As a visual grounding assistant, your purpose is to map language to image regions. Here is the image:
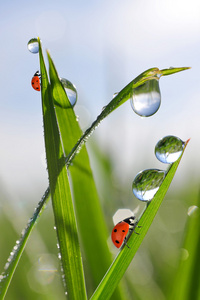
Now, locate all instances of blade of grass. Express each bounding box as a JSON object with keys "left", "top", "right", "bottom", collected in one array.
[
  {"left": 169, "top": 195, "right": 200, "bottom": 300},
  {"left": 65, "top": 67, "right": 190, "bottom": 167},
  {"left": 0, "top": 188, "right": 50, "bottom": 299},
  {"left": 38, "top": 39, "right": 87, "bottom": 300},
  {"left": 90, "top": 140, "right": 190, "bottom": 300},
  {"left": 47, "top": 51, "right": 125, "bottom": 300}
]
